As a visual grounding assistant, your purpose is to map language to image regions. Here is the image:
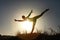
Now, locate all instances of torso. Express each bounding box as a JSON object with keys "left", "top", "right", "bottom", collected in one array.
[{"left": 28, "top": 18, "right": 37, "bottom": 23}]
